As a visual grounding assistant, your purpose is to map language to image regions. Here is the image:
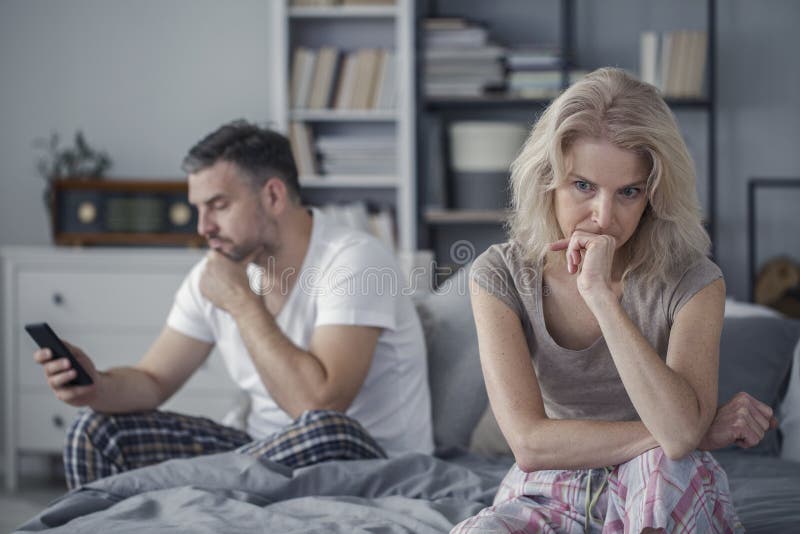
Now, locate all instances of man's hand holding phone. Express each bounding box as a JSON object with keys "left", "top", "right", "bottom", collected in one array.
[{"left": 32, "top": 334, "right": 101, "bottom": 407}]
